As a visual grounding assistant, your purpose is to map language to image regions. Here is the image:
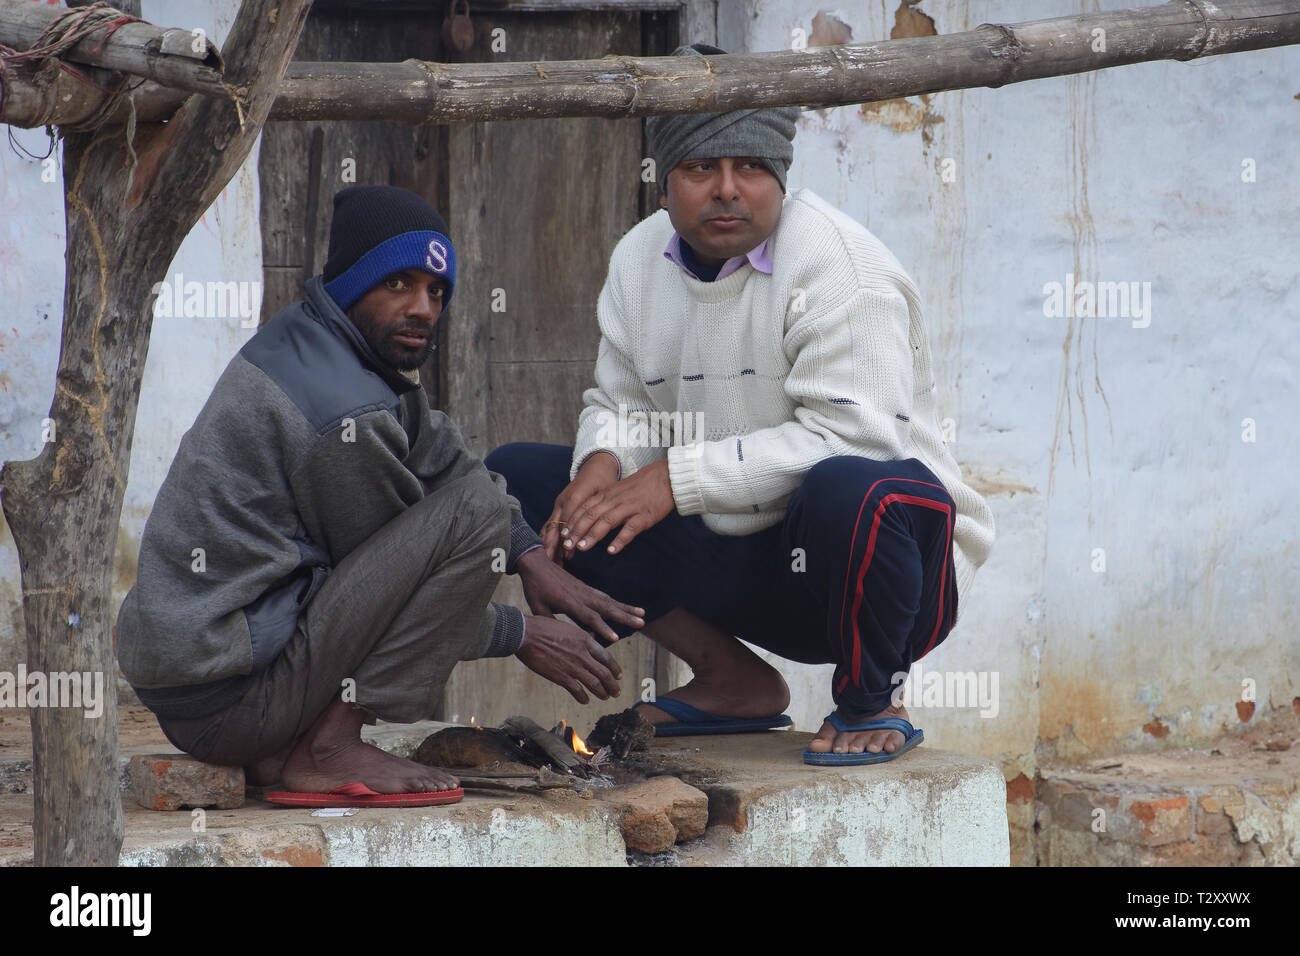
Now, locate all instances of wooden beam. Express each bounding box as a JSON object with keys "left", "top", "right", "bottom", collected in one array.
[
  {"left": 2, "top": 0, "right": 1298, "bottom": 129},
  {"left": 0, "top": 0, "right": 227, "bottom": 96},
  {"left": 266, "top": 0, "right": 1300, "bottom": 121}
]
